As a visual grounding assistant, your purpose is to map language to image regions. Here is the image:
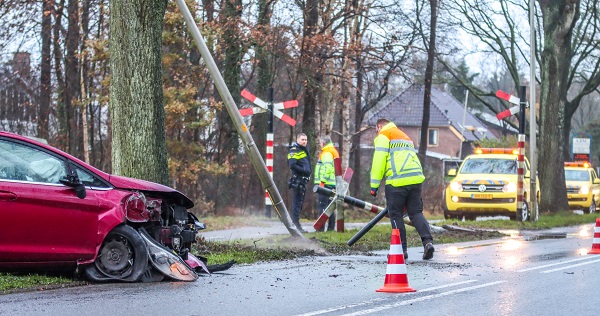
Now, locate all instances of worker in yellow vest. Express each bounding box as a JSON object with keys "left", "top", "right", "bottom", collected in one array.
[
  {"left": 314, "top": 136, "right": 339, "bottom": 232},
  {"left": 370, "top": 118, "right": 434, "bottom": 260}
]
